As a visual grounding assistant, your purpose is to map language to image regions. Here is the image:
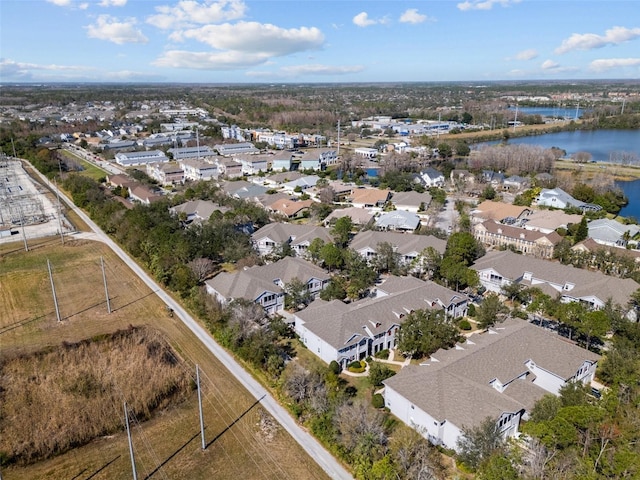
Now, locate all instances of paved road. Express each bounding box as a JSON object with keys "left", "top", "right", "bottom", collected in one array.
[{"left": 31, "top": 164, "right": 353, "bottom": 480}]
